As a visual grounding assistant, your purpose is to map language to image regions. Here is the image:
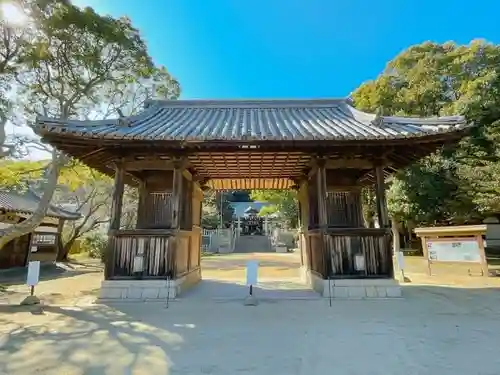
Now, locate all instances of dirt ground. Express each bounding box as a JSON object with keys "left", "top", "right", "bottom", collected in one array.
[
  {"left": 2, "top": 253, "right": 500, "bottom": 374},
  {"left": 1, "top": 252, "right": 500, "bottom": 306}
]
